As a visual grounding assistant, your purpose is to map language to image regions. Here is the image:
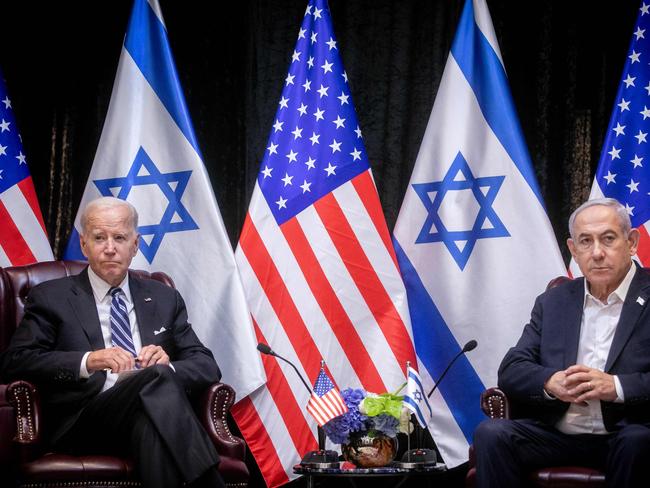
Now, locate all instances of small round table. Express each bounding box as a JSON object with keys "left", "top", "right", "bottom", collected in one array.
[{"left": 293, "top": 462, "right": 448, "bottom": 488}]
